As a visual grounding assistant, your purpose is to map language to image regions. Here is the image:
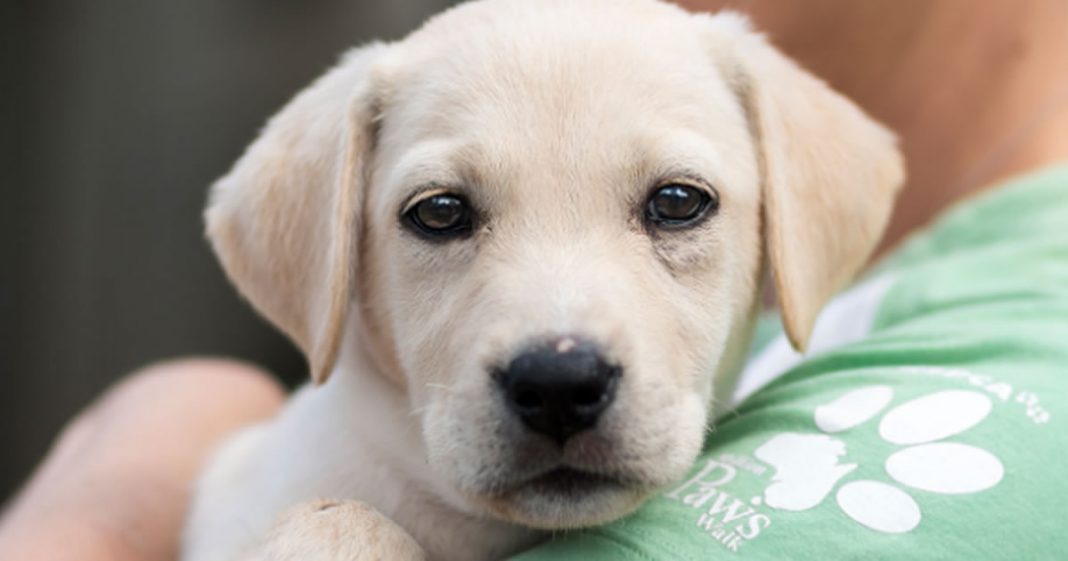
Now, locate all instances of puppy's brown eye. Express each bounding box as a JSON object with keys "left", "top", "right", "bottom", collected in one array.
[
  {"left": 405, "top": 193, "right": 473, "bottom": 238},
  {"left": 645, "top": 183, "right": 717, "bottom": 228}
]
